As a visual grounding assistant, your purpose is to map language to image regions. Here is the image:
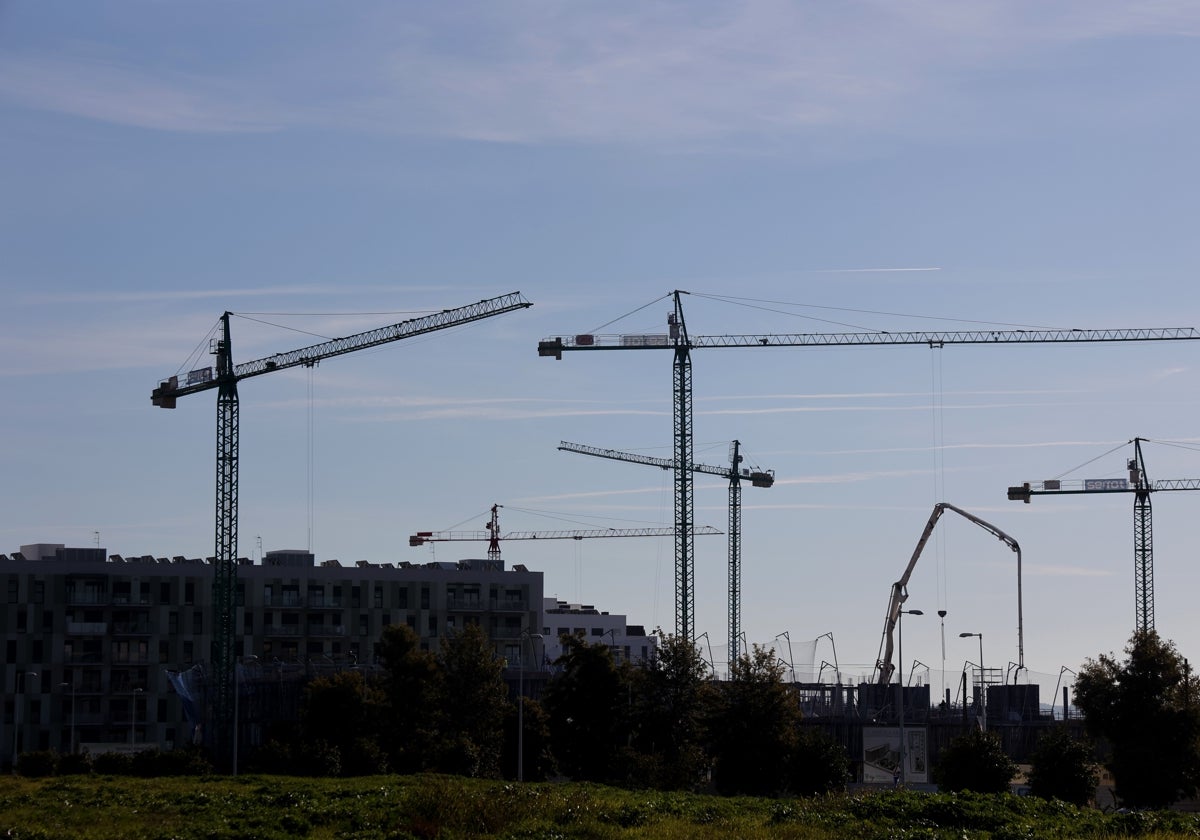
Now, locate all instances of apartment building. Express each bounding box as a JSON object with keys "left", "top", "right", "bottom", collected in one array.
[{"left": 1, "top": 543, "right": 542, "bottom": 765}]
